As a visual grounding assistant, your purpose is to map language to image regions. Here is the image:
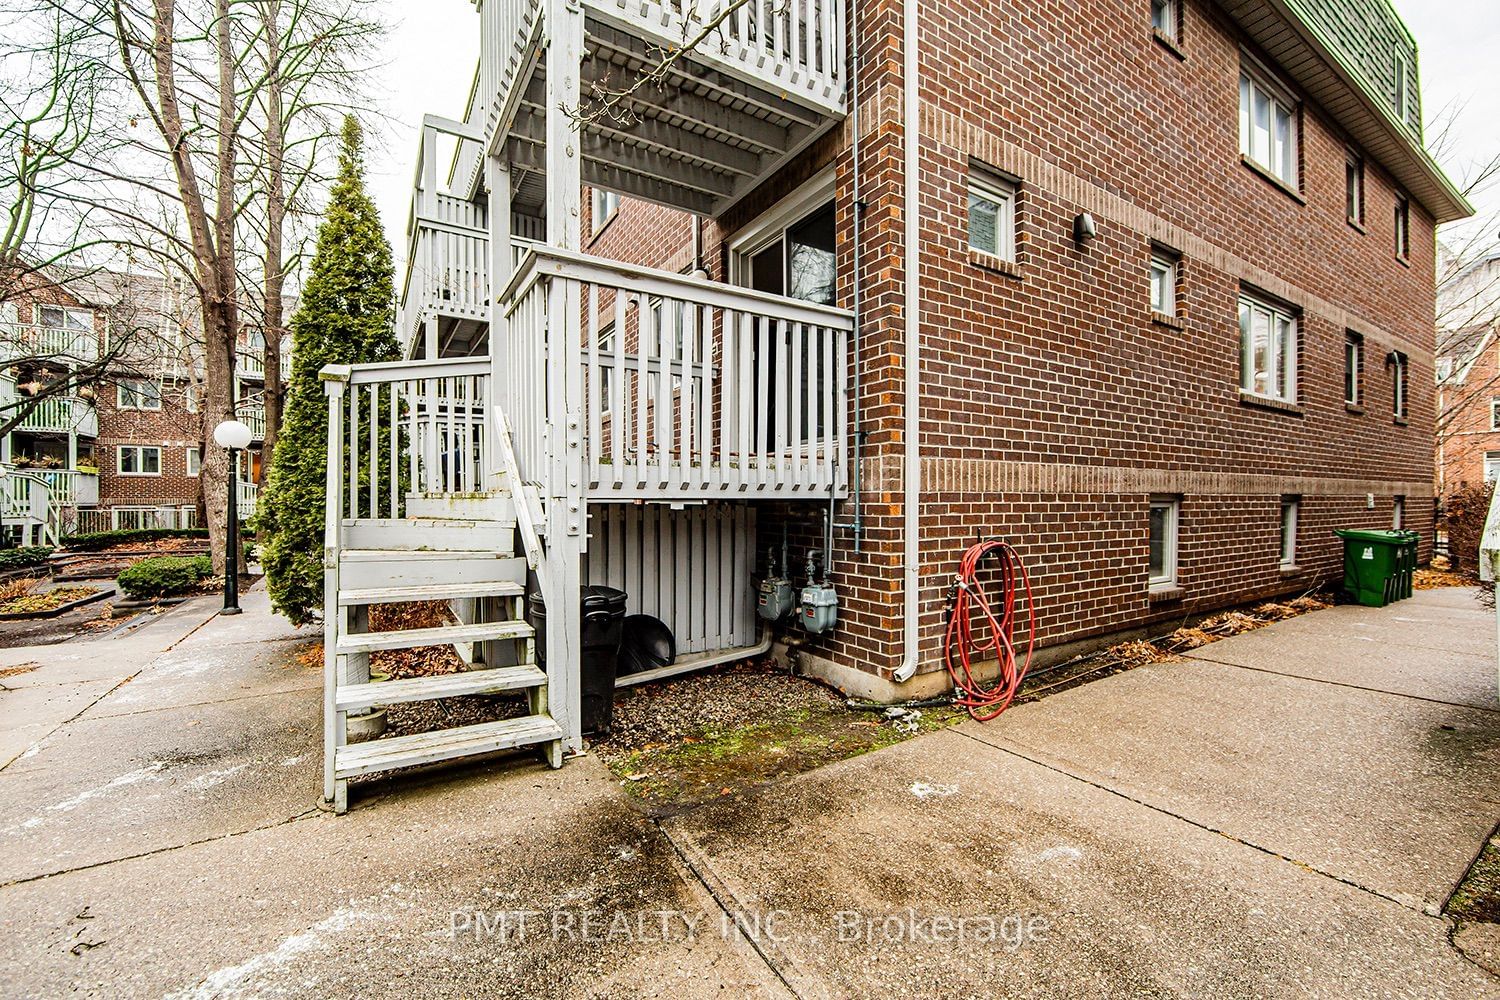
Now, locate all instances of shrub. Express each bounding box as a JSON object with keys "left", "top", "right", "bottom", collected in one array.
[
  {"left": 117, "top": 555, "right": 214, "bottom": 599},
  {"left": 0, "top": 547, "right": 54, "bottom": 571},
  {"left": 1444, "top": 482, "right": 1495, "bottom": 578},
  {"left": 62, "top": 528, "right": 209, "bottom": 552}
]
